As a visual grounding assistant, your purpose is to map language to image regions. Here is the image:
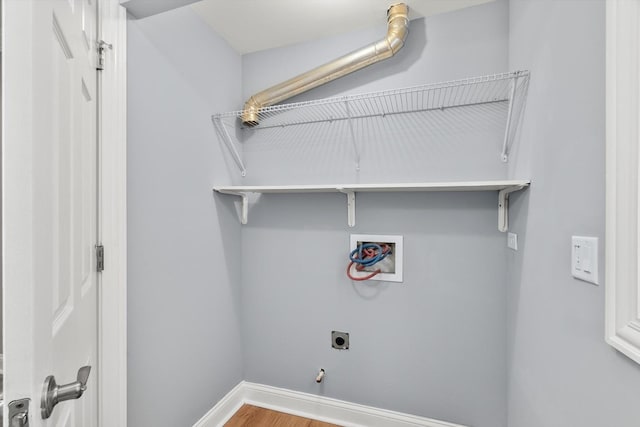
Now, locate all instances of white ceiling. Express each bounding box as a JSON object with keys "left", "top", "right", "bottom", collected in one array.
[
  {"left": 122, "top": 0, "right": 202, "bottom": 19},
  {"left": 191, "top": 0, "right": 494, "bottom": 55}
]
